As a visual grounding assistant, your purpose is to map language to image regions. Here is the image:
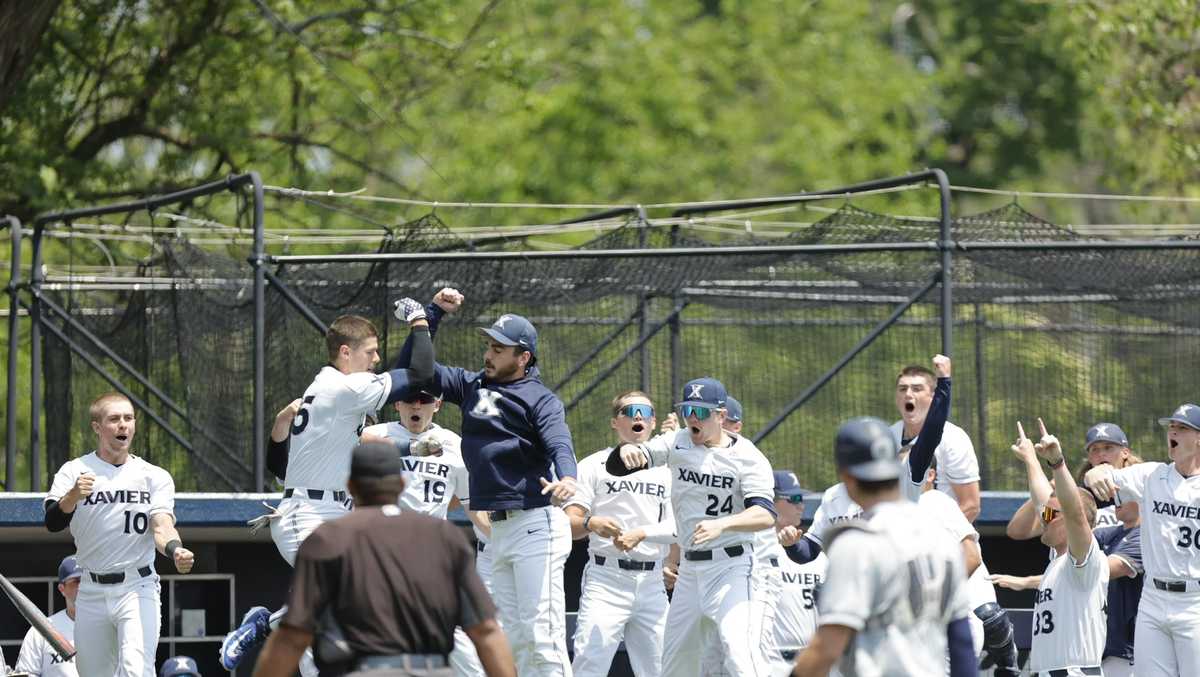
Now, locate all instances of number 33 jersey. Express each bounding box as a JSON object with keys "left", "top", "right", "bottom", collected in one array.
[
  {"left": 637, "top": 430, "right": 774, "bottom": 551},
  {"left": 46, "top": 452, "right": 175, "bottom": 573},
  {"left": 1030, "top": 537, "right": 1109, "bottom": 673},
  {"left": 361, "top": 422, "right": 469, "bottom": 520}
]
